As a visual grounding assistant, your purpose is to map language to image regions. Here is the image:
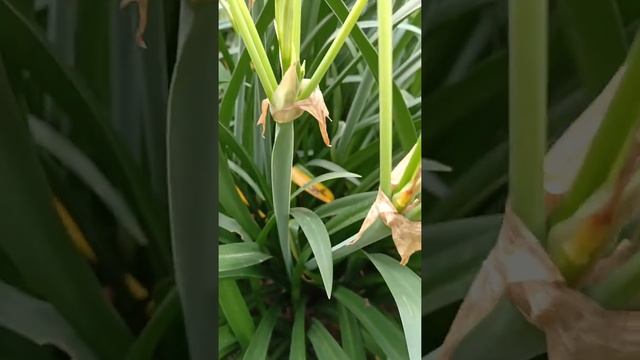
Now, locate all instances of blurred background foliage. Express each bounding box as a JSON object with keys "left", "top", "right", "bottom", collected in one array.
[
  {"left": 424, "top": 0, "right": 640, "bottom": 357},
  {"left": 0, "top": 0, "right": 189, "bottom": 358}
]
